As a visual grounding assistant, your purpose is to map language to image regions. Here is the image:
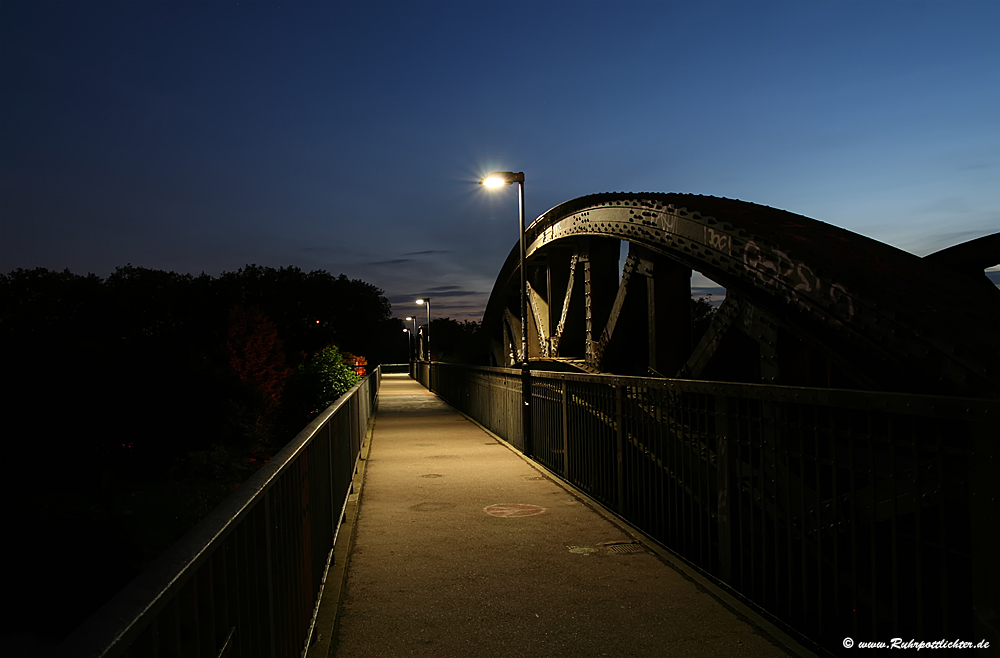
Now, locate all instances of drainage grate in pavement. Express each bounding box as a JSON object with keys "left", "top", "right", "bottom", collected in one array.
[
  {"left": 526, "top": 476, "right": 546, "bottom": 481},
  {"left": 420, "top": 474, "right": 443, "bottom": 478},
  {"left": 605, "top": 542, "right": 646, "bottom": 554}
]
